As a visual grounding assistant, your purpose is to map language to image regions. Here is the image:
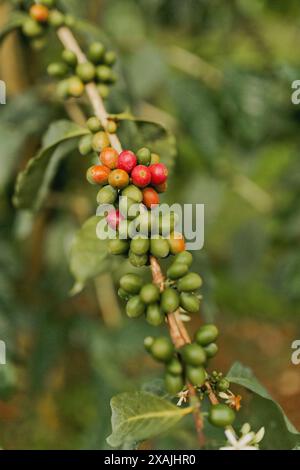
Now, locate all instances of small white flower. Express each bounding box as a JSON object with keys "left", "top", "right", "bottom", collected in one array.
[
  {"left": 220, "top": 428, "right": 260, "bottom": 451},
  {"left": 176, "top": 389, "right": 189, "bottom": 406}
]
